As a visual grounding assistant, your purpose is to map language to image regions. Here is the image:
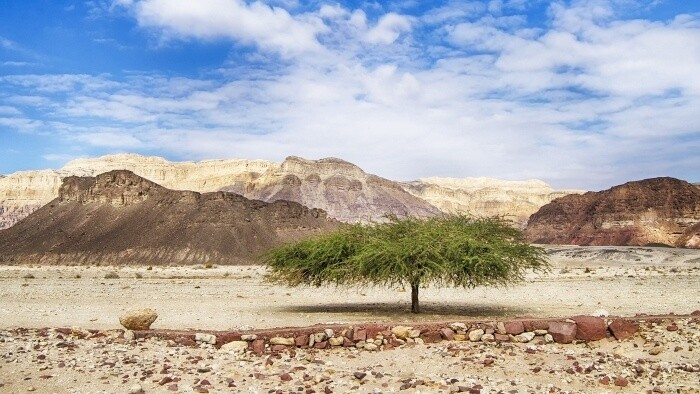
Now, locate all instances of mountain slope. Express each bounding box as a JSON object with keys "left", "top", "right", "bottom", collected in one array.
[
  {"left": 0, "top": 171, "right": 337, "bottom": 265},
  {"left": 402, "top": 177, "right": 583, "bottom": 227},
  {"left": 524, "top": 177, "right": 700, "bottom": 248}
]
